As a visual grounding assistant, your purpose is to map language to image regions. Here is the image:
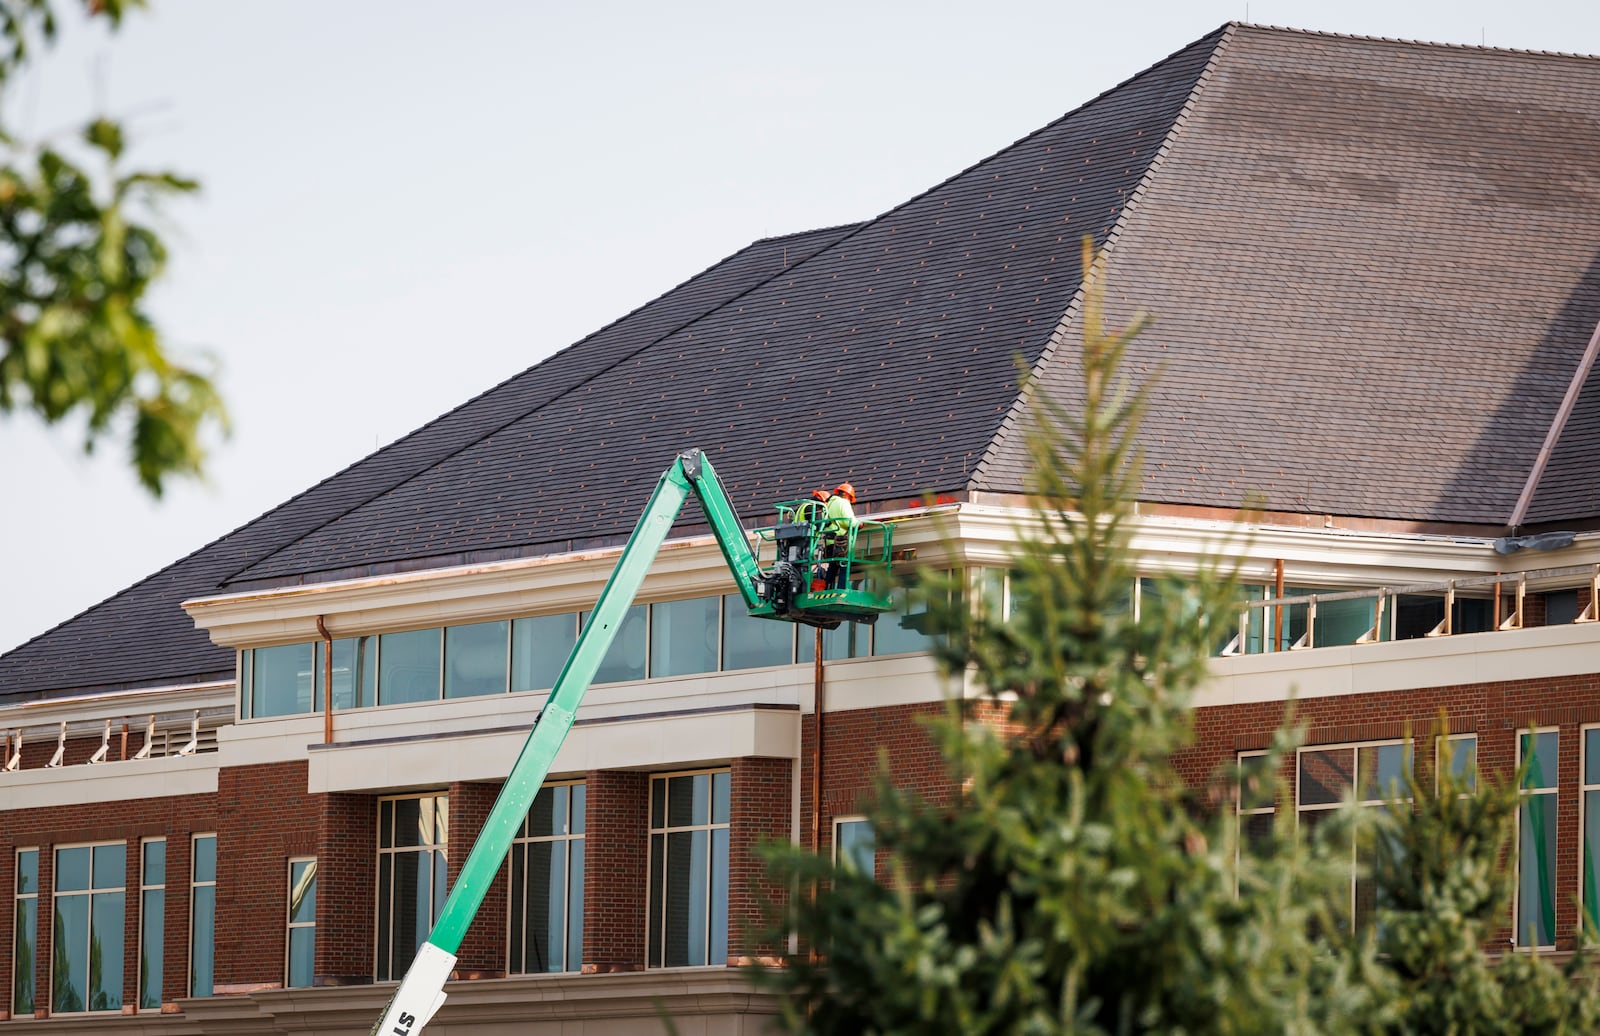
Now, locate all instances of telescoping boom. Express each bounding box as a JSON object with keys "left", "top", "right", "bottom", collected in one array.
[{"left": 371, "top": 449, "right": 892, "bottom": 1036}]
